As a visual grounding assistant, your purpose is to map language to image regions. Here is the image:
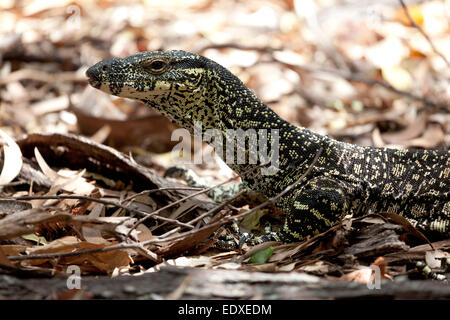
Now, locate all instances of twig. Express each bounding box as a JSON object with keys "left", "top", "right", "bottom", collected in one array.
[
  {"left": 119, "top": 187, "right": 202, "bottom": 204},
  {"left": 187, "top": 189, "right": 247, "bottom": 226},
  {"left": 399, "top": 0, "right": 450, "bottom": 67},
  {"left": 126, "top": 163, "right": 269, "bottom": 236},
  {"left": 140, "top": 147, "right": 322, "bottom": 246},
  {"left": 149, "top": 203, "right": 200, "bottom": 233}
]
